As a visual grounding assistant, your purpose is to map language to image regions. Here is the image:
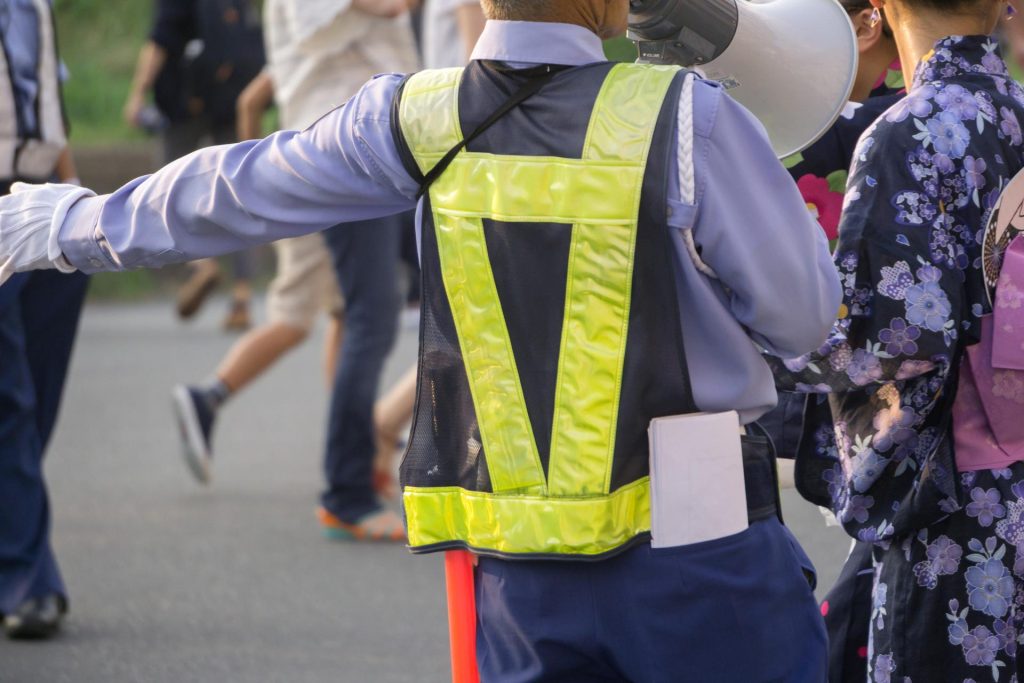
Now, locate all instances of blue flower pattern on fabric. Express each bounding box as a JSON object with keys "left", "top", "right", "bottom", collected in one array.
[
  {"left": 769, "top": 37, "right": 1024, "bottom": 680},
  {"left": 771, "top": 37, "right": 1024, "bottom": 540}
]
